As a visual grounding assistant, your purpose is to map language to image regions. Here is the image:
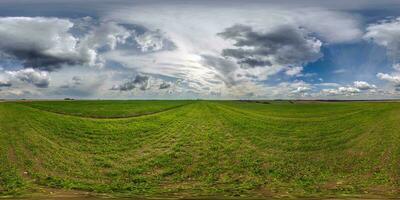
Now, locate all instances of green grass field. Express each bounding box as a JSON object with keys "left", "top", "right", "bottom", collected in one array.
[{"left": 1, "top": 100, "right": 400, "bottom": 199}]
